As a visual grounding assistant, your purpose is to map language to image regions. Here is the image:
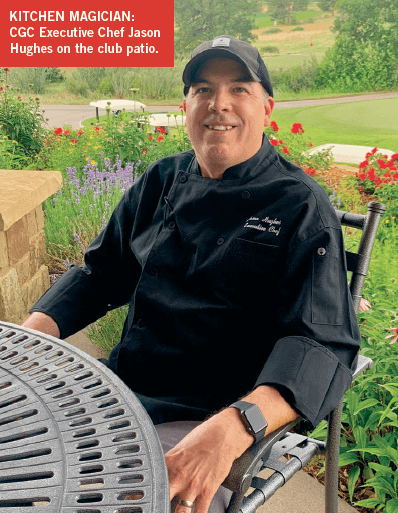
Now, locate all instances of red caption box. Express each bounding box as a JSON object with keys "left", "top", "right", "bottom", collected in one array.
[{"left": 1, "top": 0, "right": 174, "bottom": 66}]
